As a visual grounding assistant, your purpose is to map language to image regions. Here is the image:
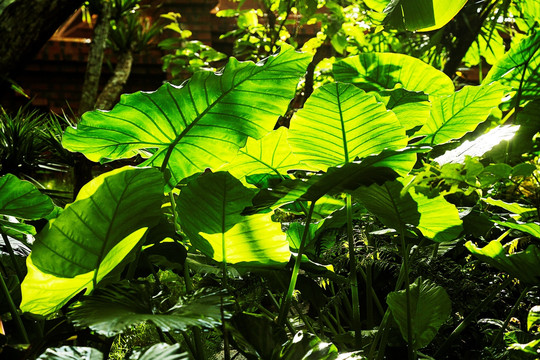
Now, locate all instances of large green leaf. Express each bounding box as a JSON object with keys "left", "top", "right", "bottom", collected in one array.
[
  {"left": 21, "top": 167, "right": 163, "bottom": 315},
  {"left": 177, "top": 171, "right": 291, "bottom": 265},
  {"left": 63, "top": 45, "right": 312, "bottom": 187},
  {"left": 333, "top": 53, "right": 454, "bottom": 96},
  {"left": 68, "top": 282, "right": 226, "bottom": 337},
  {"left": 246, "top": 148, "right": 424, "bottom": 213},
  {"left": 483, "top": 197, "right": 537, "bottom": 220},
  {"left": 355, "top": 179, "right": 463, "bottom": 242},
  {"left": 417, "top": 83, "right": 505, "bottom": 146},
  {"left": 384, "top": 0, "right": 467, "bottom": 32},
  {"left": 483, "top": 31, "right": 540, "bottom": 105},
  {"left": 387, "top": 277, "right": 451, "bottom": 349},
  {"left": 288, "top": 82, "right": 407, "bottom": 170},
  {"left": 0, "top": 173, "right": 53, "bottom": 219},
  {"left": 465, "top": 240, "right": 540, "bottom": 285},
  {"left": 219, "top": 126, "right": 309, "bottom": 181}
]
